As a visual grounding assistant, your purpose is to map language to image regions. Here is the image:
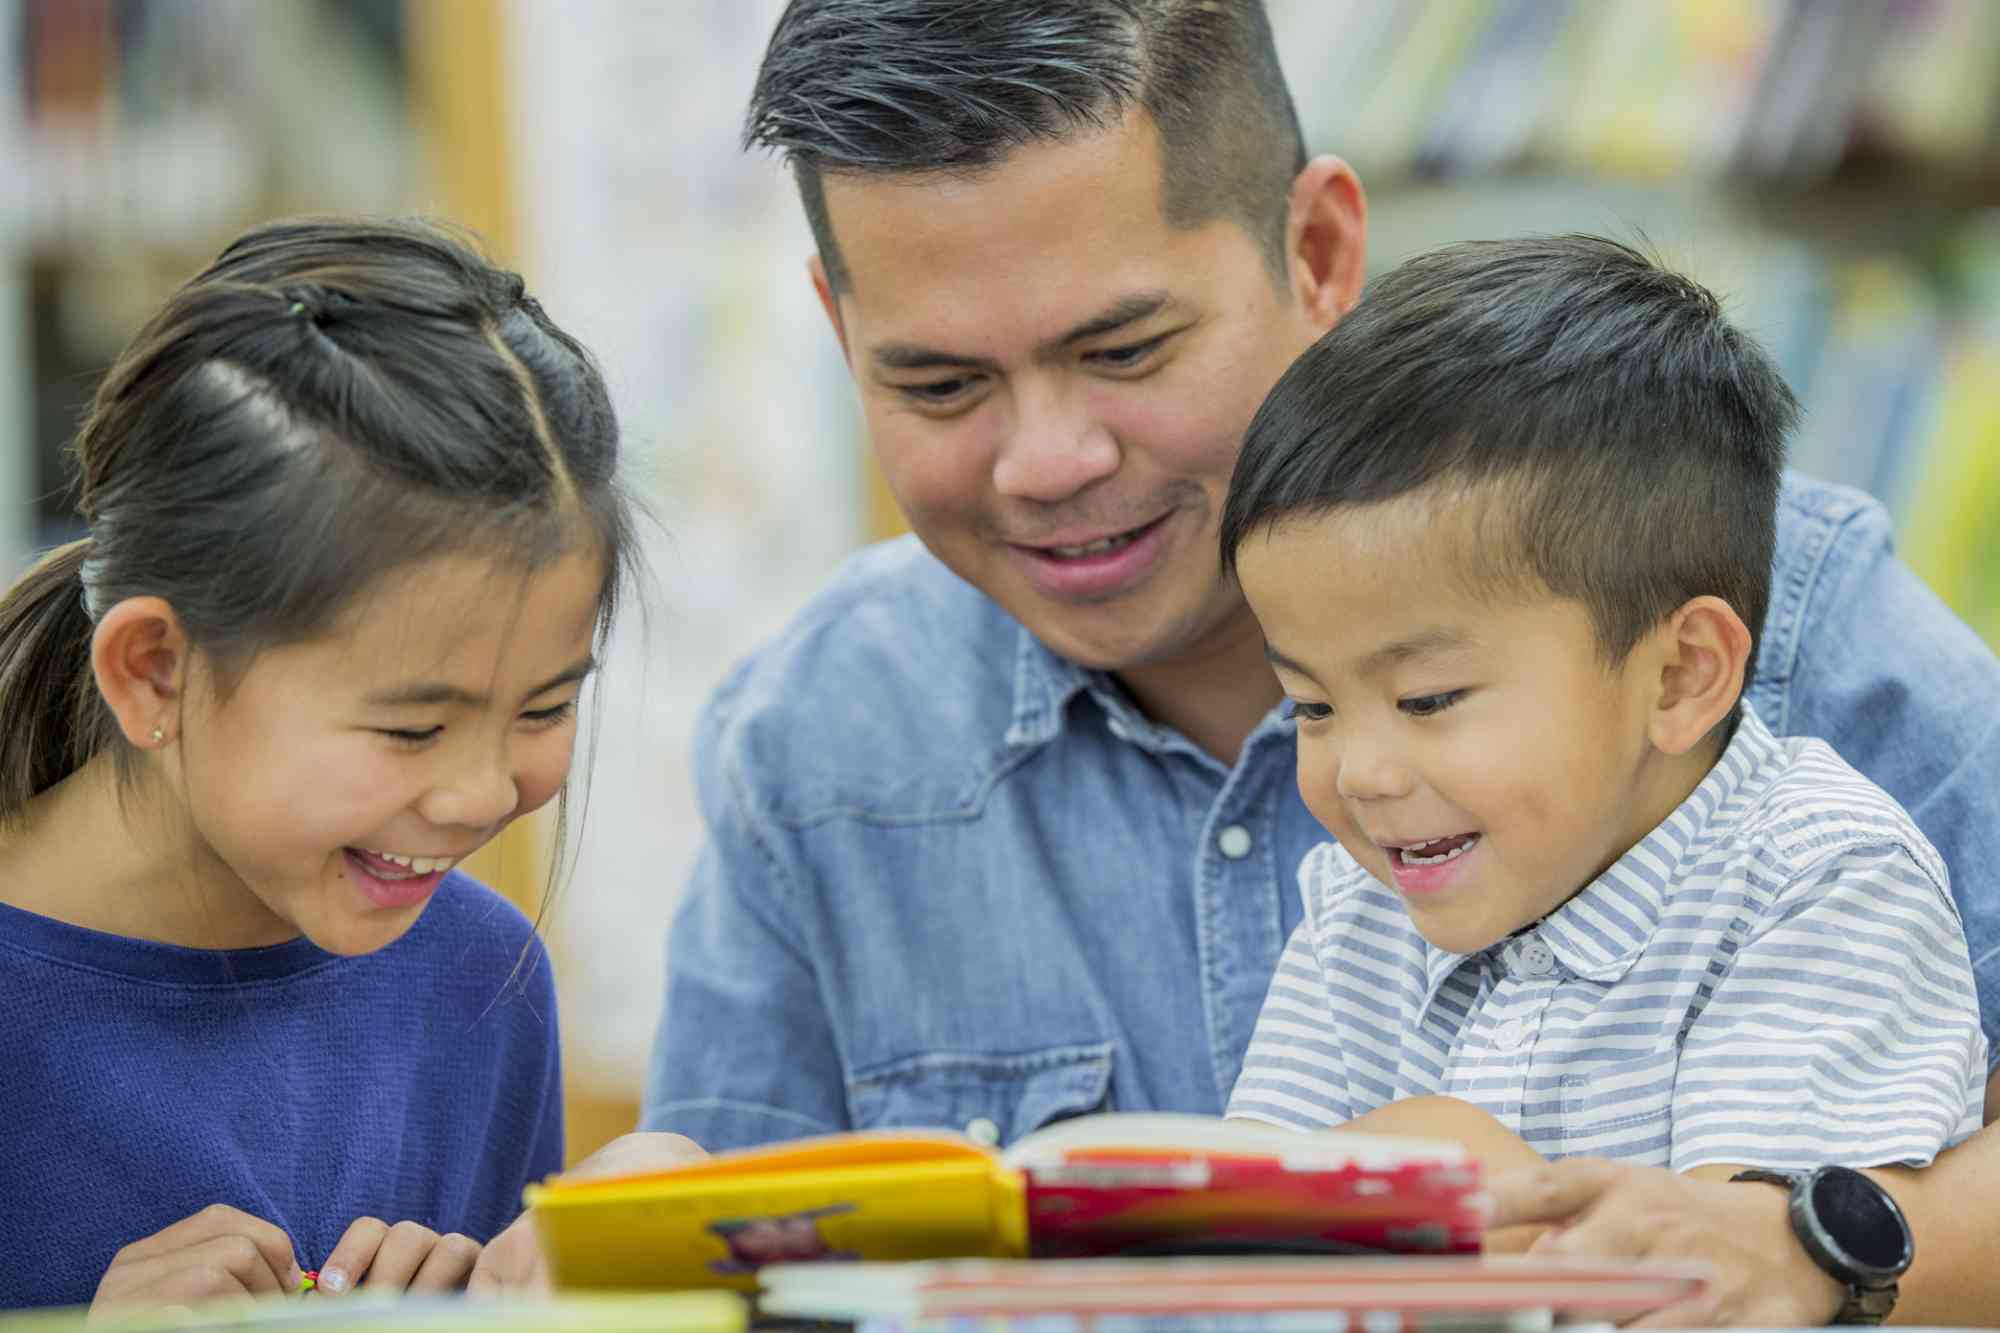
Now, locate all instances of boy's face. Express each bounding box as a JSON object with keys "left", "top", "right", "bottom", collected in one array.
[
  {"left": 811, "top": 111, "right": 1352, "bottom": 675},
  {"left": 1236, "top": 494, "right": 1681, "bottom": 955}
]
